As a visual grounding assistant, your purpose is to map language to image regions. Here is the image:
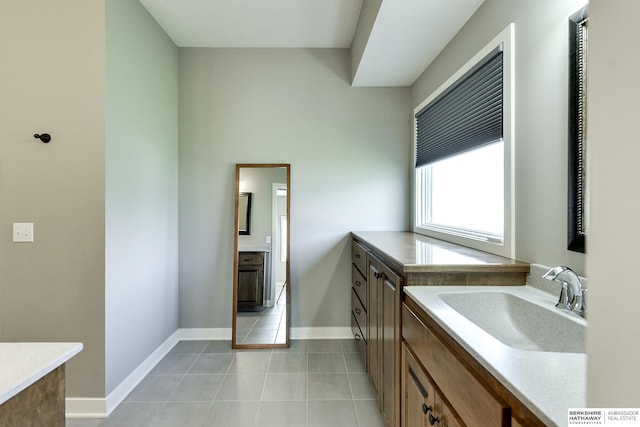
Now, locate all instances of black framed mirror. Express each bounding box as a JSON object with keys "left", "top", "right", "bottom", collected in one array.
[
  {"left": 568, "top": 5, "right": 588, "bottom": 253},
  {"left": 232, "top": 164, "right": 290, "bottom": 349},
  {"left": 238, "top": 192, "right": 252, "bottom": 235}
]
